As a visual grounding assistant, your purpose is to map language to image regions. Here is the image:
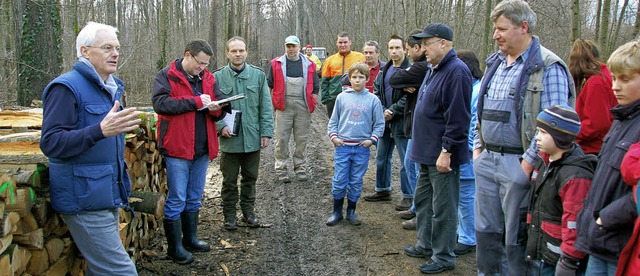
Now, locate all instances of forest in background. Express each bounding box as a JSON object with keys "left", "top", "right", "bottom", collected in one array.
[{"left": 0, "top": 0, "right": 638, "bottom": 106}]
